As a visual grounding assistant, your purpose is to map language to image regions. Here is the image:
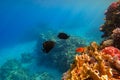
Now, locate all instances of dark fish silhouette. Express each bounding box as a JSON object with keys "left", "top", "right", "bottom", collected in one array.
[
  {"left": 57, "top": 32, "right": 69, "bottom": 39},
  {"left": 42, "top": 41, "right": 55, "bottom": 53}
]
